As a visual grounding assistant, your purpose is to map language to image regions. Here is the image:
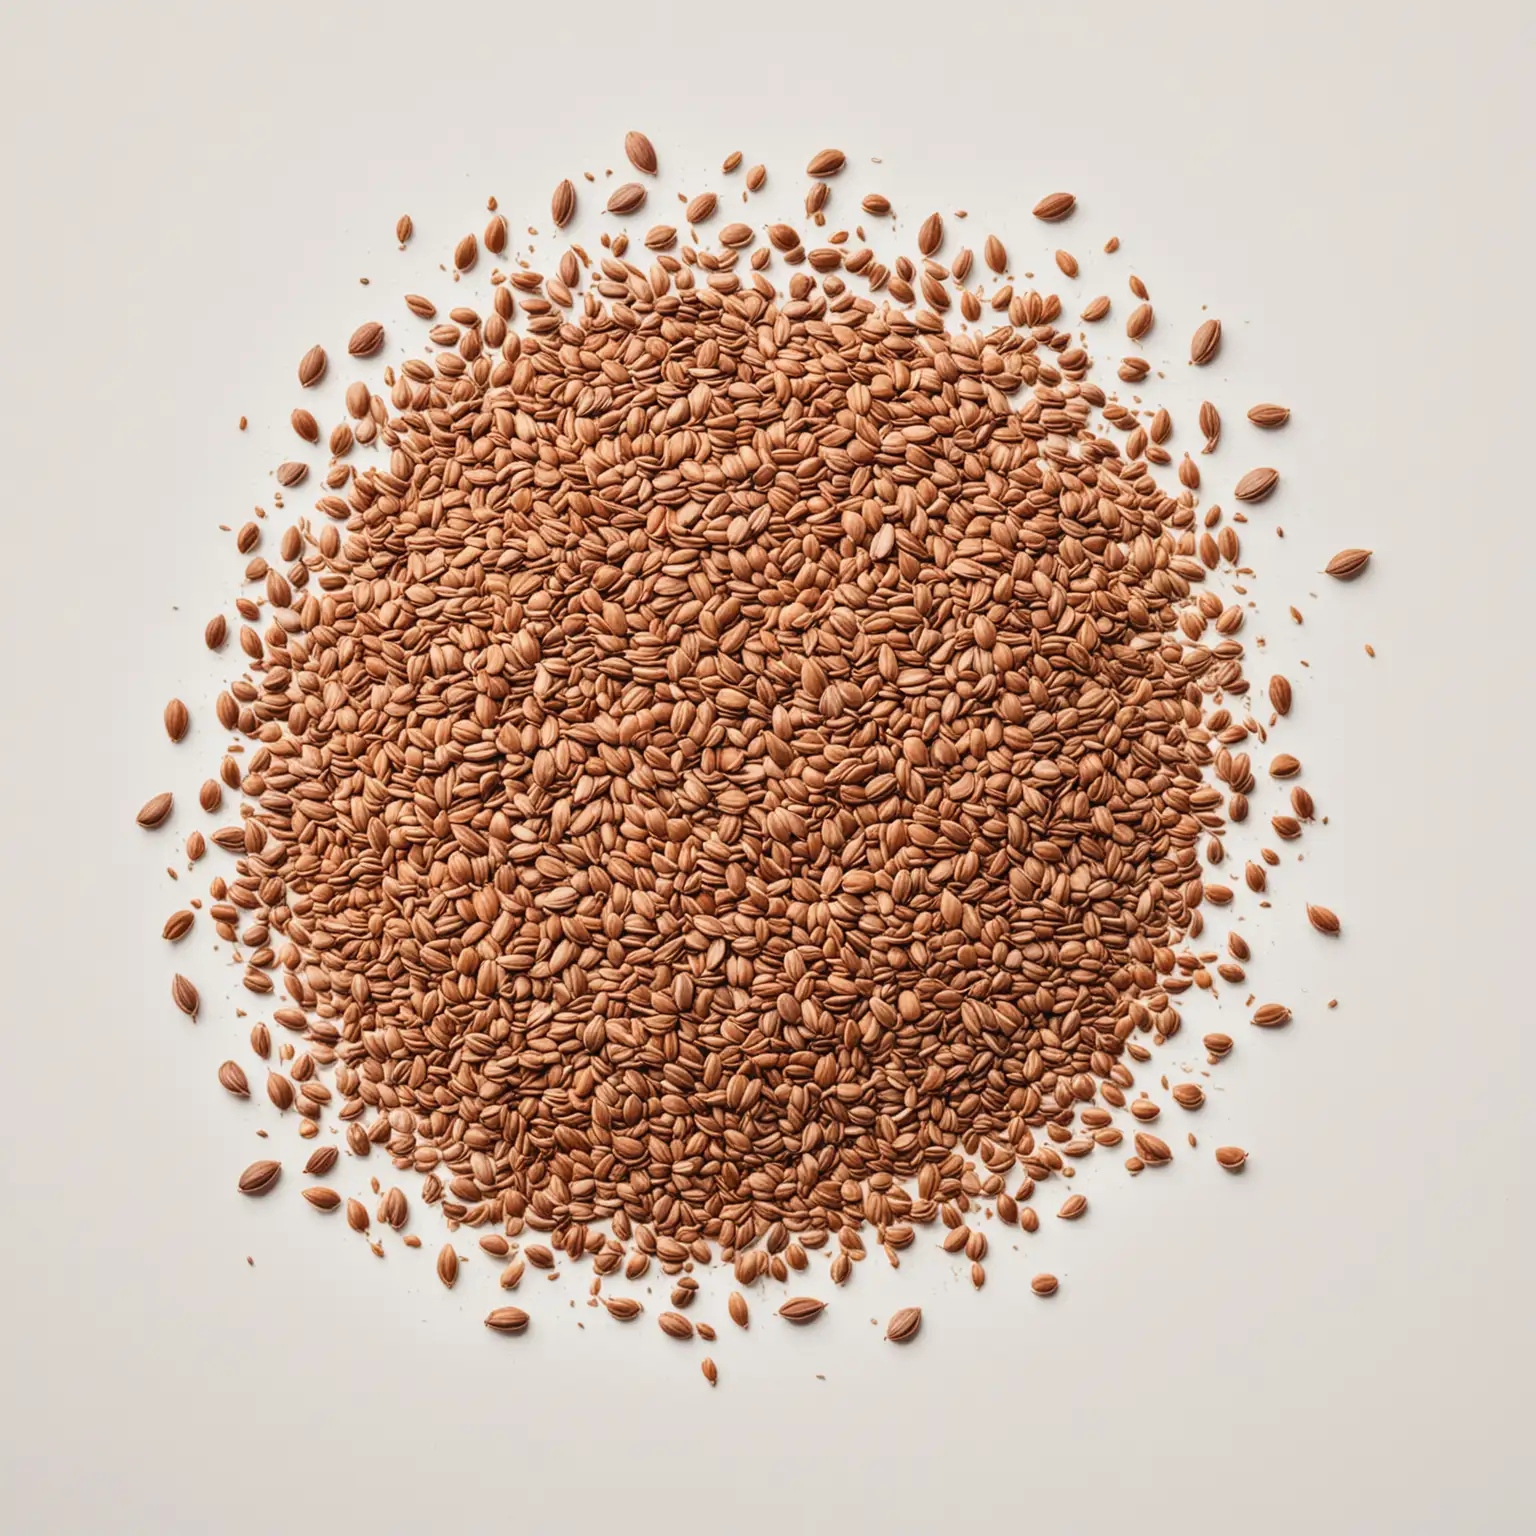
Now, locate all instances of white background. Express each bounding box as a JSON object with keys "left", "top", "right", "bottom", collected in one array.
[{"left": 2, "top": 2, "right": 1532, "bottom": 1531}]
